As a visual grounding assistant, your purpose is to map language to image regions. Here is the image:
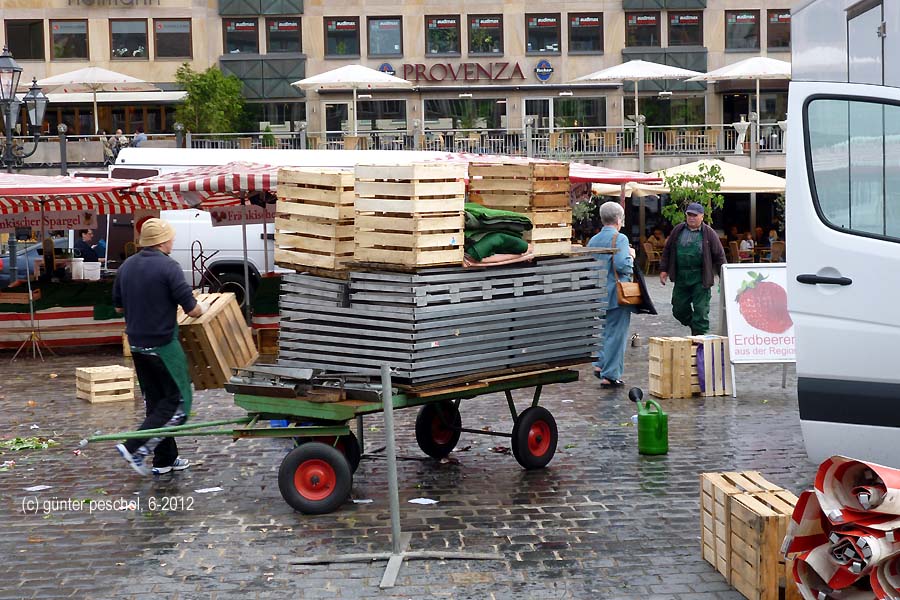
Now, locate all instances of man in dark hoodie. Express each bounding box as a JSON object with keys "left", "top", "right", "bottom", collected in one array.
[{"left": 658, "top": 203, "right": 726, "bottom": 335}]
